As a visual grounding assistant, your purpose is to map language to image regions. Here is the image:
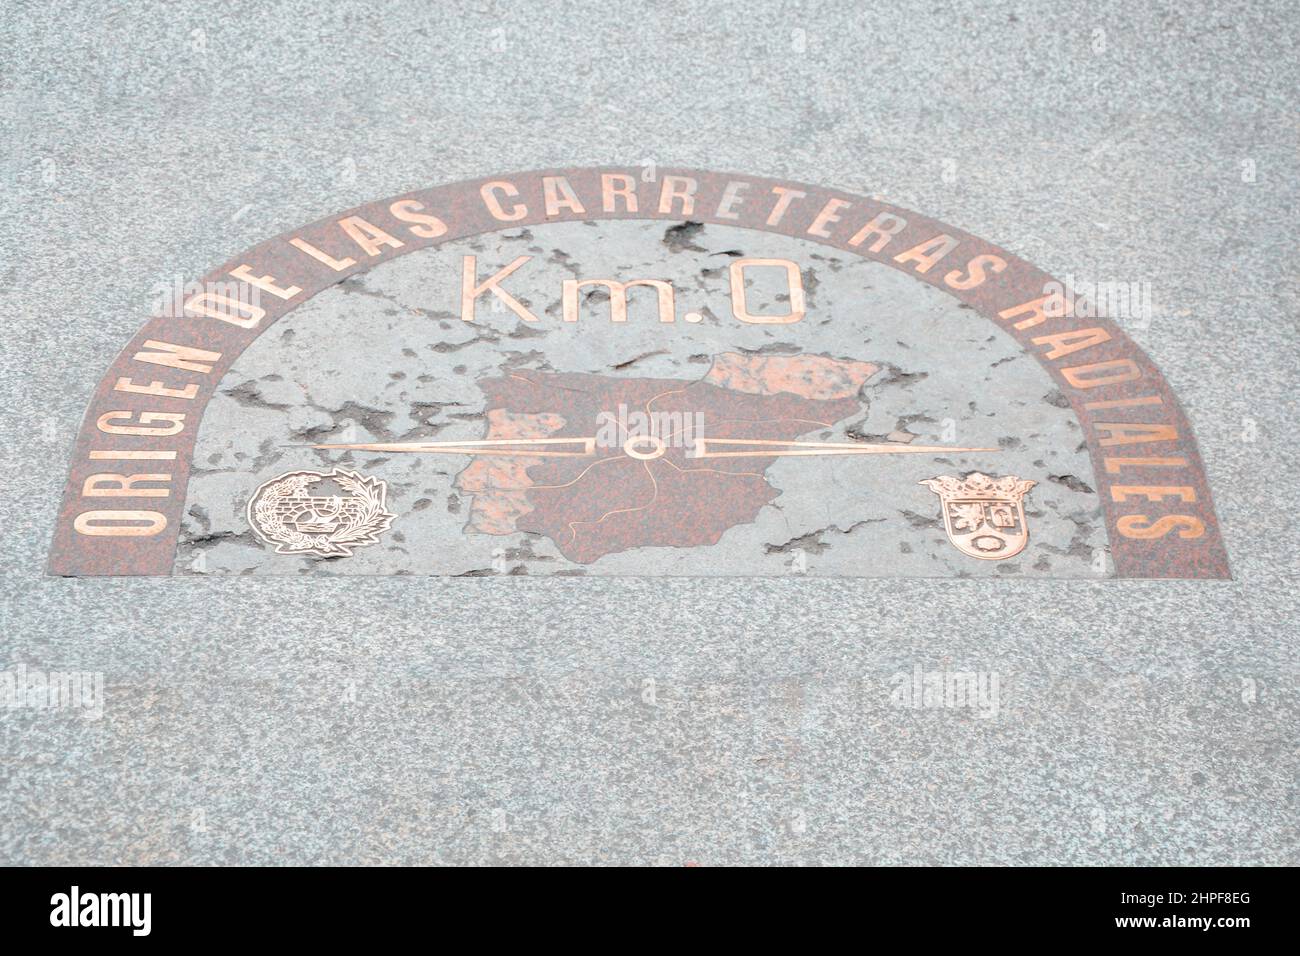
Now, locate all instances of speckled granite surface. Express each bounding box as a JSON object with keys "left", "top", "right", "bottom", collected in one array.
[{"left": 1, "top": 0, "right": 1296, "bottom": 864}]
